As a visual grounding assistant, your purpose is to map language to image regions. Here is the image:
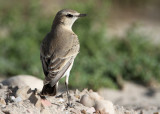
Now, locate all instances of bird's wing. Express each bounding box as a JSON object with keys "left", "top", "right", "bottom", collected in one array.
[
  {"left": 40, "top": 55, "right": 49, "bottom": 76},
  {"left": 40, "top": 35, "right": 80, "bottom": 86},
  {"left": 50, "top": 57, "right": 74, "bottom": 87}
]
